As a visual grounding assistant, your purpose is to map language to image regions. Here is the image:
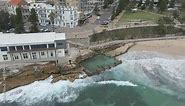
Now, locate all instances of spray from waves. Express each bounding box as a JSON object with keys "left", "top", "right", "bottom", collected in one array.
[
  {"left": 0, "top": 74, "right": 136, "bottom": 106},
  {"left": 97, "top": 80, "right": 137, "bottom": 87},
  {"left": 114, "top": 51, "right": 185, "bottom": 98},
  {"left": 1, "top": 51, "right": 185, "bottom": 105}
]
